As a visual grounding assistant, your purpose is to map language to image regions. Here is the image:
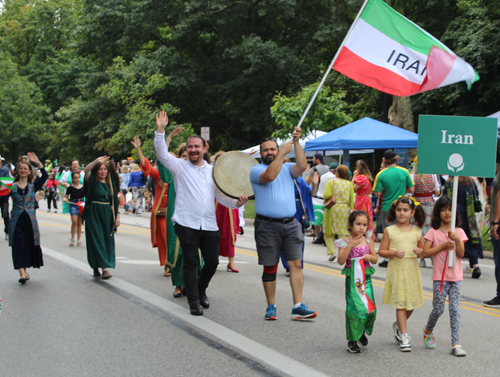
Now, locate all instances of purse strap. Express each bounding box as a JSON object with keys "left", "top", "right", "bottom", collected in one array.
[{"left": 293, "top": 179, "right": 307, "bottom": 216}]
